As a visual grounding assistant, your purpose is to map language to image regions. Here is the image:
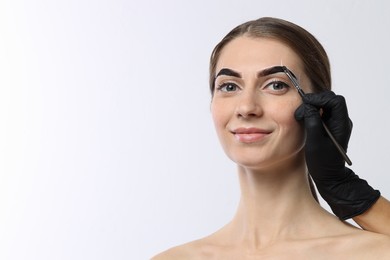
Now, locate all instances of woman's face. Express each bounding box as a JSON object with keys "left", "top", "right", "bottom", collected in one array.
[{"left": 211, "top": 36, "right": 312, "bottom": 169}]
